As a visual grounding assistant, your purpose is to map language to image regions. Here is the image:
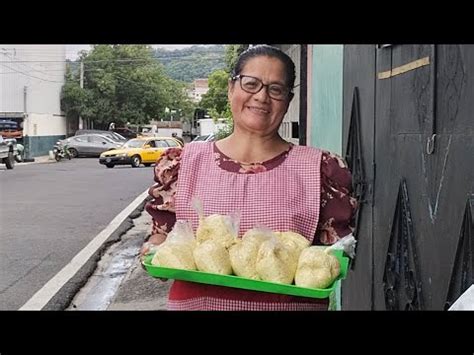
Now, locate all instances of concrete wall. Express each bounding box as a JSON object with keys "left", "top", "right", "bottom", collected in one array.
[
  {"left": 24, "top": 134, "right": 65, "bottom": 158},
  {"left": 0, "top": 45, "right": 67, "bottom": 158},
  {"left": 22, "top": 113, "right": 66, "bottom": 157},
  {"left": 24, "top": 113, "right": 67, "bottom": 136},
  {"left": 0, "top": 45, "right": 66, "bottom": 114}
]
